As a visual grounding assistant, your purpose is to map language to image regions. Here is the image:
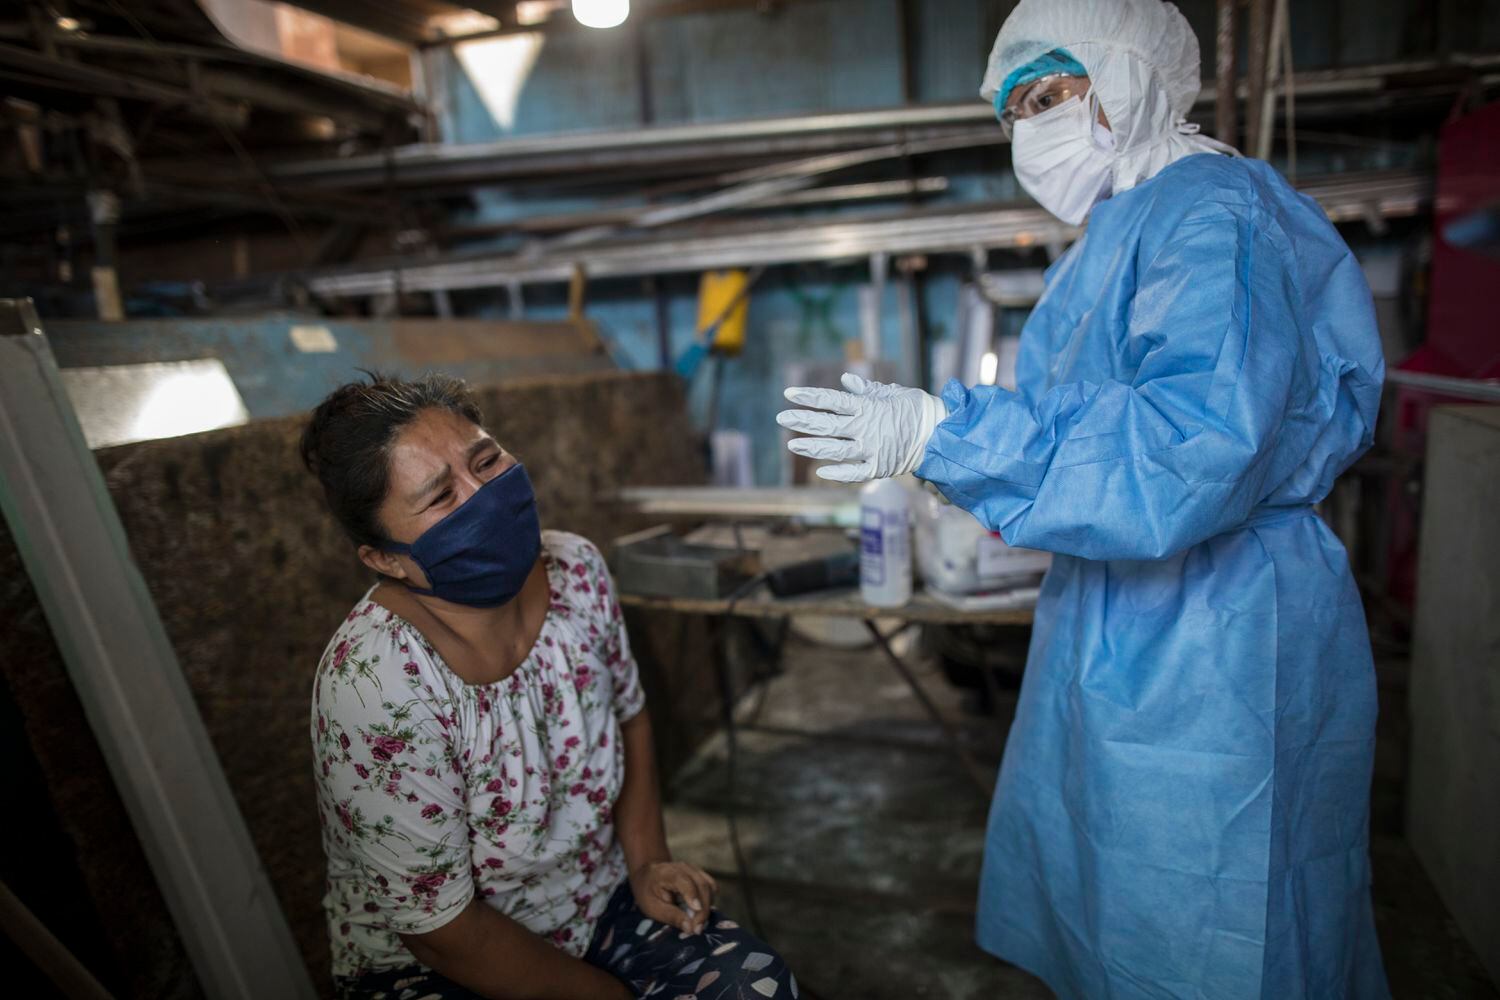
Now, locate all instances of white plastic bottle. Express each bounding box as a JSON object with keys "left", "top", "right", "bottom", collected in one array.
[{"left": 860, "top": 478, "right": 912, "bottom": 607}]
